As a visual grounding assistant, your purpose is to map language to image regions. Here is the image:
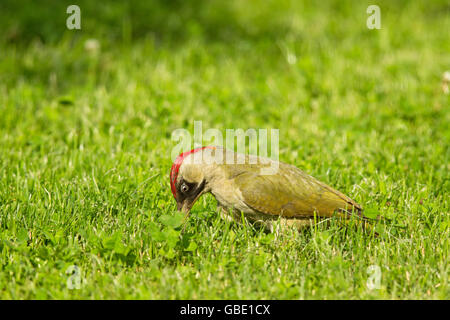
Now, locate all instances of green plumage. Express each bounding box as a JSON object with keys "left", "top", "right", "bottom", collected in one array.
[
  {"left": 220, "top": 155, "right": 362, "bottom": 219},
  {"left": 174, "top": 146, "right": 374, "bottom": 233}
]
